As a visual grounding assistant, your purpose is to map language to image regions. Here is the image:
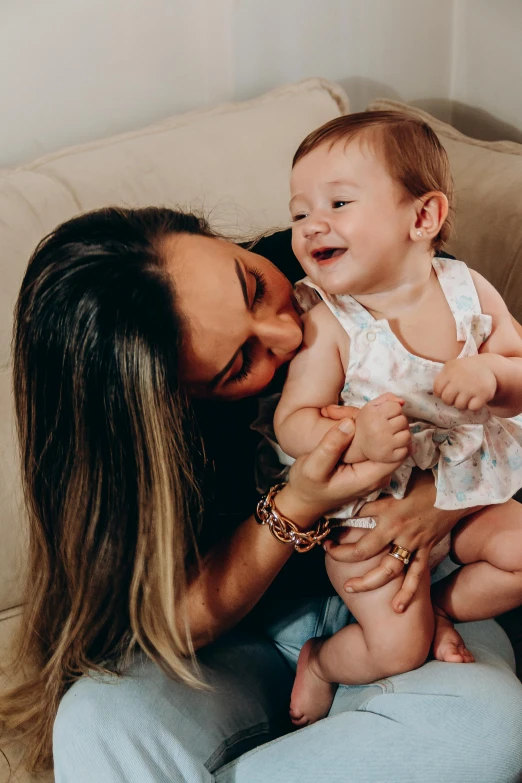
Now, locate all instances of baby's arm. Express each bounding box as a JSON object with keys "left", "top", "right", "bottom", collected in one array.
[
  {"left": 274, "top": 303, "right": 352, "bottom": 458},
  {"left": 275, "top": 303, "right": 410, "bottom": 465},
  {"left": 434, "top": 270, "right": 522, "bottom": 417}
]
